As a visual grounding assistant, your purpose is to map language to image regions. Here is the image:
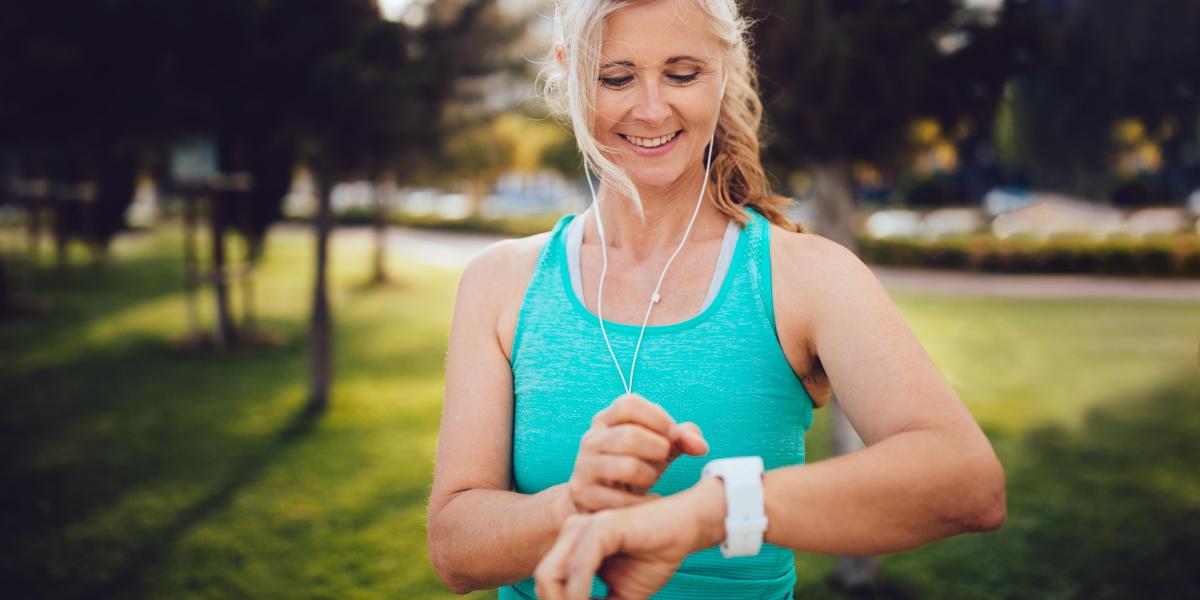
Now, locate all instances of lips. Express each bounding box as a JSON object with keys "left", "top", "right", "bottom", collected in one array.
[
  {"left": 617, "top": 129, "right": 684, "bottom": 156},
  {"left": 619, "top": 130, "right": 681, "bottom": 148}
]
